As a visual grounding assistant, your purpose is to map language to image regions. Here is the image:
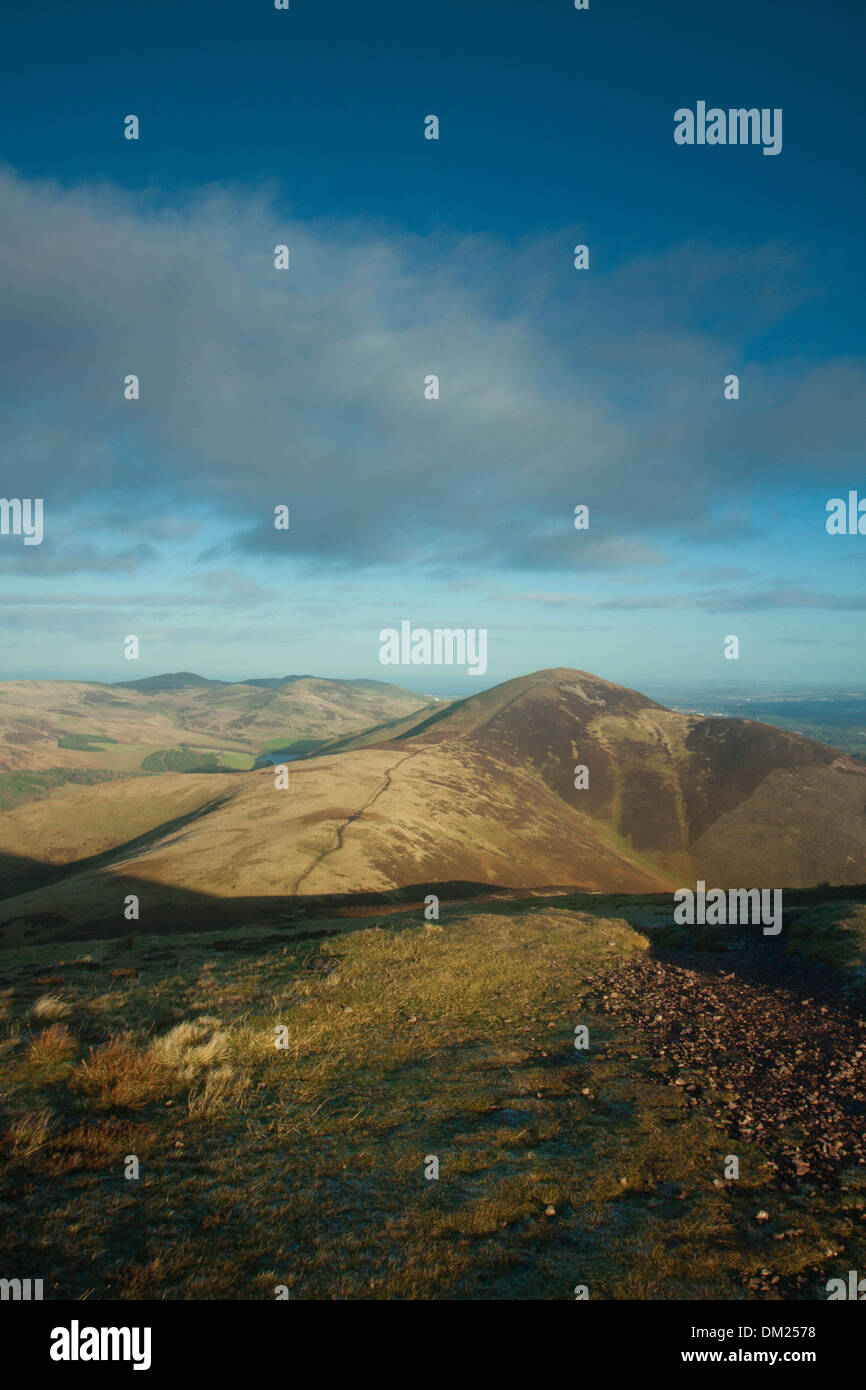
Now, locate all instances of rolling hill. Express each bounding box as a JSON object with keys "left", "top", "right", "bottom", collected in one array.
[
  {"left": 1, "top": 667, "right": 864, "bottom": 941},
  {"left": 0, "top": 673, "right": 437, "bottom": 777}
]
